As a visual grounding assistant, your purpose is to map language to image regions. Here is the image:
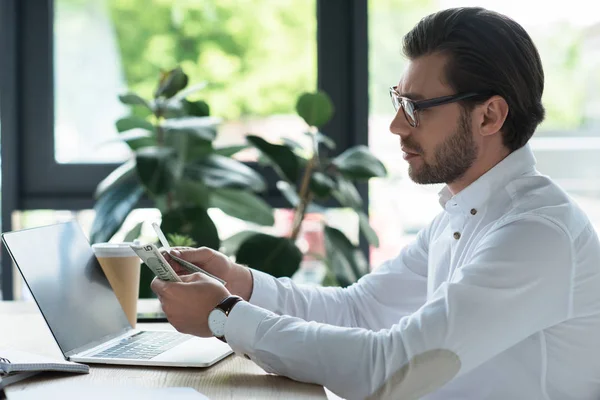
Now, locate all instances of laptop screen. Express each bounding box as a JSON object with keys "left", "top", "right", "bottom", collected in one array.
[{"left": 2, "top": 221, "right": 131, "bottom": 355}]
